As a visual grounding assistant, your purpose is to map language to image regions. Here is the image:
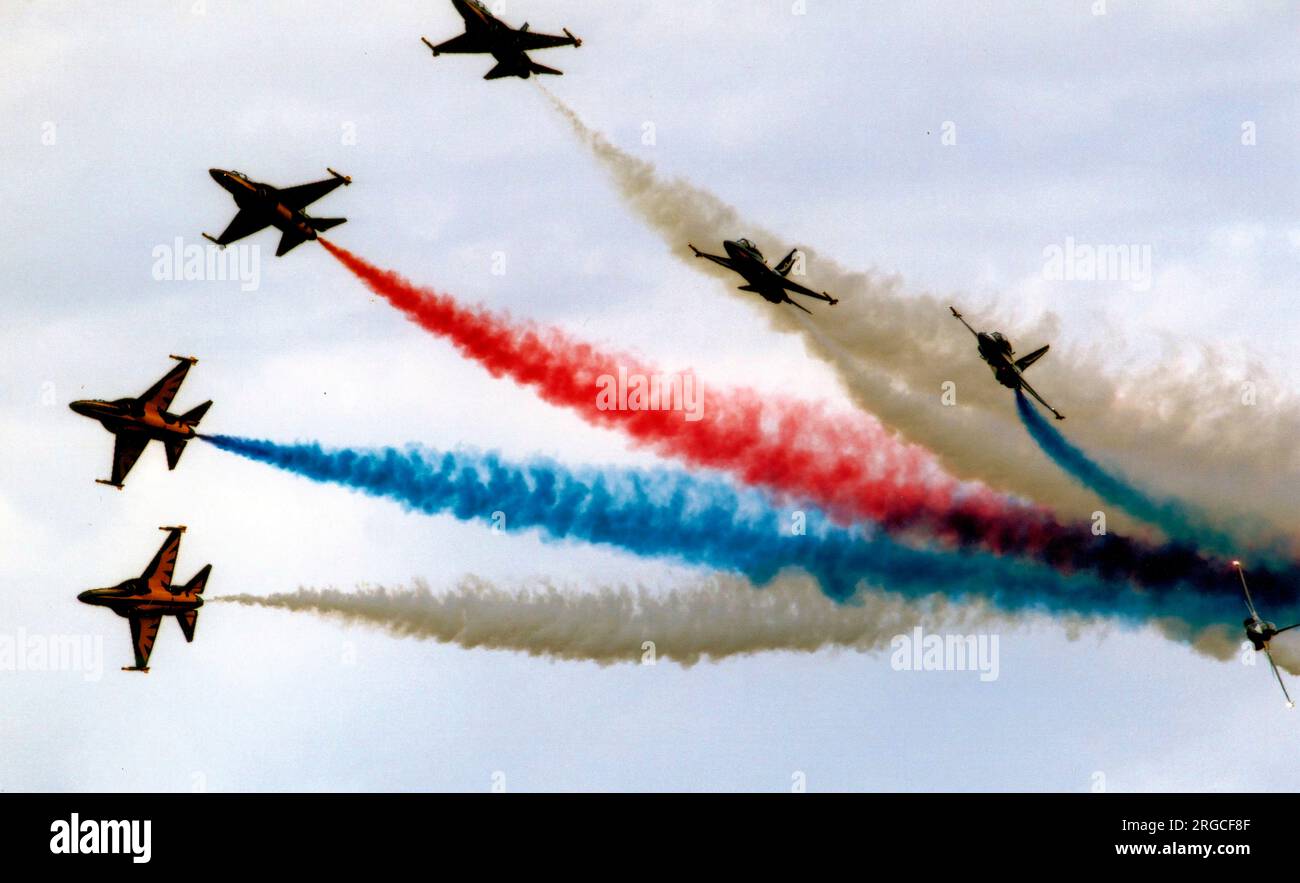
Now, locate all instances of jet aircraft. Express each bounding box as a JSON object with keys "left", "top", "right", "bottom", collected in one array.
[
  {"left": 78, "top": 526, "right": 210, "bottom": 672},
  {"left": 204, "top": 167, "right": 351, "bottom": 256},
  {"left": 949, "top": 306, "right": 1064, "bottom": 420},
  {"left": 421, "top": 0, "right": 581, "bottom": 80},
  {"left": 688, "top": 238, "right": 838, "bottom": 314},
  {"left": 1235, "top": 560, "right": 1298, "bottom": 708},
  {"left": 70, "top": 355, "right": 211, "bottom": 488}
]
